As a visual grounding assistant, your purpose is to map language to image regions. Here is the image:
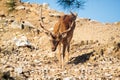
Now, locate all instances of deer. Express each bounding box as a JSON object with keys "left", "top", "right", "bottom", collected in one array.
[{"left": 40, "top": 12, "right": 77, "bottom": 68}]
